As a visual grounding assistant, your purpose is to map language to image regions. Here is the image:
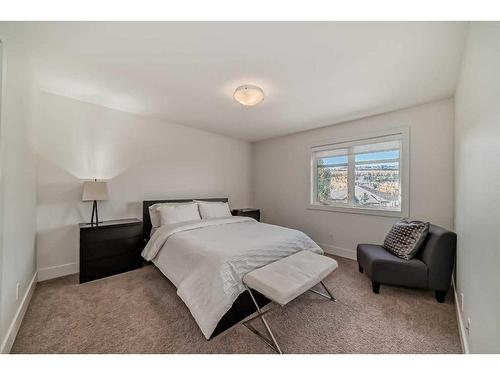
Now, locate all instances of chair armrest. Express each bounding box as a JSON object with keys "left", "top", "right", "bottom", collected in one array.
[{"left": 420, "top": 228, "right": 457, "bottom": 291}]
